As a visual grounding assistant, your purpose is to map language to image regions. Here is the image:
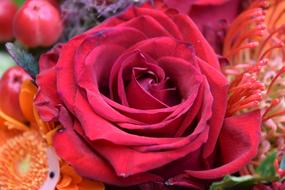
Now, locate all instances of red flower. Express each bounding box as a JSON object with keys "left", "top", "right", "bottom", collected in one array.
[
  {"left": 35, "top": 2, "right": 260, "bottom": 189},
  {"left": 164, "top": 0, "right": 242, "bottom": 53}
]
